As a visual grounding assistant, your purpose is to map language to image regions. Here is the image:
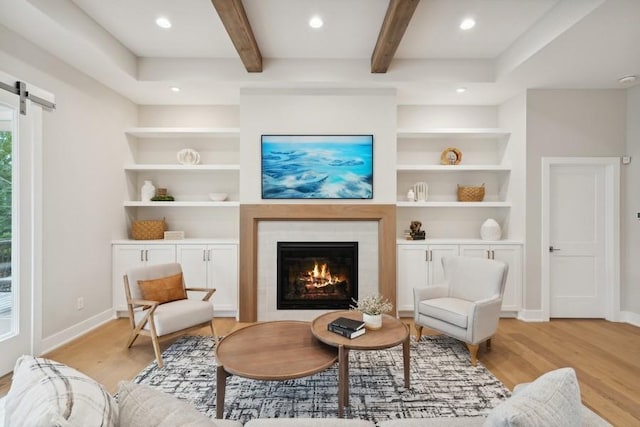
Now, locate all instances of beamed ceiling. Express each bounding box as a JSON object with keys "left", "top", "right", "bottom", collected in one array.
[{"left": 1, "top": 0, "right": 638, "bottom": 105}]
